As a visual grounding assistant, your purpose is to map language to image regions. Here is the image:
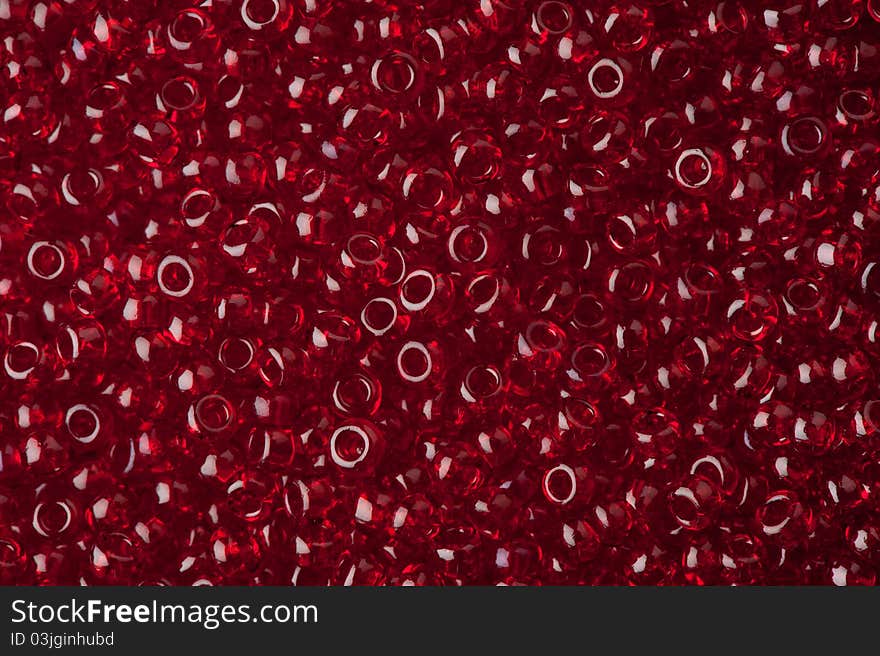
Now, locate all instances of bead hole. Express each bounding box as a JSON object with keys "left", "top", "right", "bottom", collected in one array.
[
  {"left": 572, "top": 345, "right": 610, "bottom": 376},
  {"left": 684, "top": 263, "right": 721, "bottom": 295},
  {"left": 675, "top": 150, "right": 712, "bottom": 188},
  {"left": 450, "top": 225, "right": 489, "bottom": 263},
  {"left": 66, "top": 404, "right": 100, "bottom": 443},
  {"left": 716, "top": 1, "right": 748, "bottom": 34},
  {"left": 610, "top": 261, "right": 653, "bottom": 301},
  {"left": 6, "top": 342, "right": 40, "bottom": 375},
  {"left": 161, "top": 76, "right": 198, "bottom": 110},
  {"left": 195, "top": 395, "right": 234, "bottom": 432},
  {"left": 543, "top": 465, "right": 576, "bottom": 504},
  {"left": 157, "top": 256, "right": 194, "bottom": 297},
  {"left": 526, "top": 321, "right": 564, "bottom": 351},
  {"left": 398, "top": 342, "right": 431, "bottom": 382},
  {"left": 465, "top": 366, "right": 503, "bottom": 398},
  {"left": 784, "top": 117, "right": 827, "bottom": 155},
  {"left": 536, "top": 1, "right": 573, "bottom": 34},
  {"left": 346, "top": 234, "right": 383, "bottom": 265},
  {"left": 467, "top": 275, "right": 500, "bottom": 310},
  {"left": 219, "top": 337, "right": 254, "bottom": 371},
  {"left": 244, "top": 0, "right": 280, "bottom": 25},
  {"left": 588, "top": 59, "right": 624, "bottom": 98},
  {"left": 172, "top": 10, "right": 208, "bottom": 43},
  {"left": 334, "top": 374, "right": 375, "bottom": 412},
  {"left": 785, "top": 279, "right": 822, "bottom": 311},
  {"left": 330, "top": 425, "right": 371, "bottom": 468},
  {"left": 573, "top": 294, "right": 606, "bottom": 329},
  {"left": 839, "top": 89, "right": 874, "bottom": 119},
  {"left": 87, "top": 82, "right": 123, "bottom": 112},
  {"left": 373, "top": 53, "right": 417, "bottom": 94},
  {"left": 181, "top": 189, "right": 215, "bottom": 222},
  {"left": 28, "top": 242, "right": 65, "bottom": 280},
  {"left": 362, "top": 298, "right": 397, "bottom": 334},
  {"left": 564, "top": 398, "right": 598, "bottom": 428},
  {"left": 400, "top": 271, "right": 435, "bottom": 310}
]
